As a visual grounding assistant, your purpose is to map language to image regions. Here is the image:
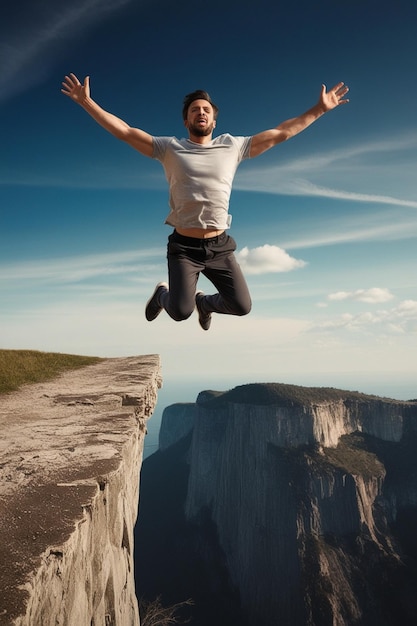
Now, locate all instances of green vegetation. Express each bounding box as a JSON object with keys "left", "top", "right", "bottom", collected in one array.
[
  {"left": 0, "top": 349, "right": 102, "bottom": 395},
  {"left": 321, "top": 433, "right": 385, "bottom": 479},
  {"left": 274, "top": 434, "right": 385, "bottom": 480},
  {"left": 200, "top": 381, "right": 399, "bottom": 409}
]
